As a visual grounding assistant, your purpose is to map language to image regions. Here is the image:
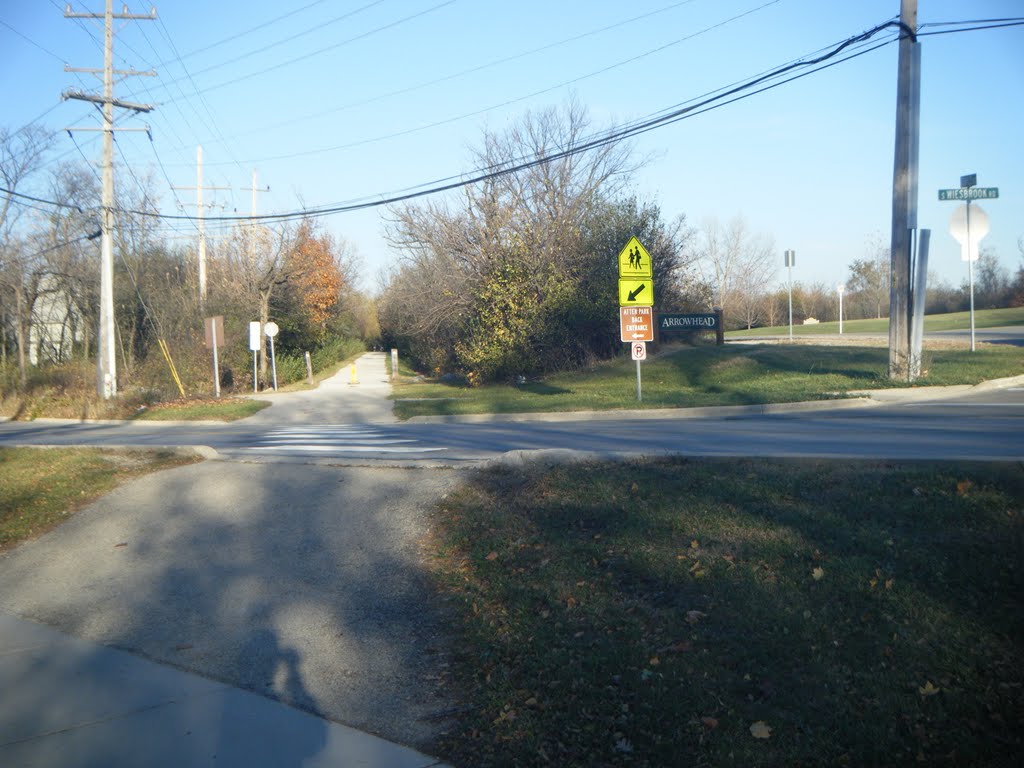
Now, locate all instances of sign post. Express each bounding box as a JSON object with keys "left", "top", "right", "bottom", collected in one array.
[
  {"left": 631, "top": 342, "right": 646, "bottom": 401},
  {"left": 264, "top": 321, "right": 279, "bottom": 391},
  {"left": 617, "top": 237, "right": 654, "bottom": 402},
  {"left": 204, "top": 315, "right": 224, "bottom": 398},
  {"left": 941, "top": 175, "right": 997, "bottom": 352},
  {"left": 248, "top": 321, "right": 261, "bottom": 392},
  {"left": 784, "top": 250, "right": 796, "bottom": 341},
  {"left": 837, "top": 285, "right": 845, "bottom": 335}
]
